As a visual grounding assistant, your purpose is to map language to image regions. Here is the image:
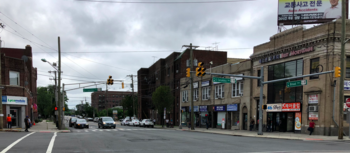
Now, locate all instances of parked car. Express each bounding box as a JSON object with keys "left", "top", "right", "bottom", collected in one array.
[
  {"left": 130, "top": 119, "right": 140, "bottom": 126},
  {"left": 121, "top": 119, "right": 130, "bottom": 126},
  {"left": 98, "top": 117, "right": 116, "bottom": 129},
  {"left": 87, "top": 118, "right": 93, "bottom": 121},
  {"left": 74, "top": 119, "right": 89, "bottom": 129},
  {"left": 94, "top": 117, "right": 99, "bottom": 122},
  {"left": 119, "top": 118, "right": 124, "bottom": 122},
  {"left": 69, "top": 117, "right": 78, "bottom": 127},
  {"left": 140, "top": 119, "right": 154, "bottom": 128}
]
